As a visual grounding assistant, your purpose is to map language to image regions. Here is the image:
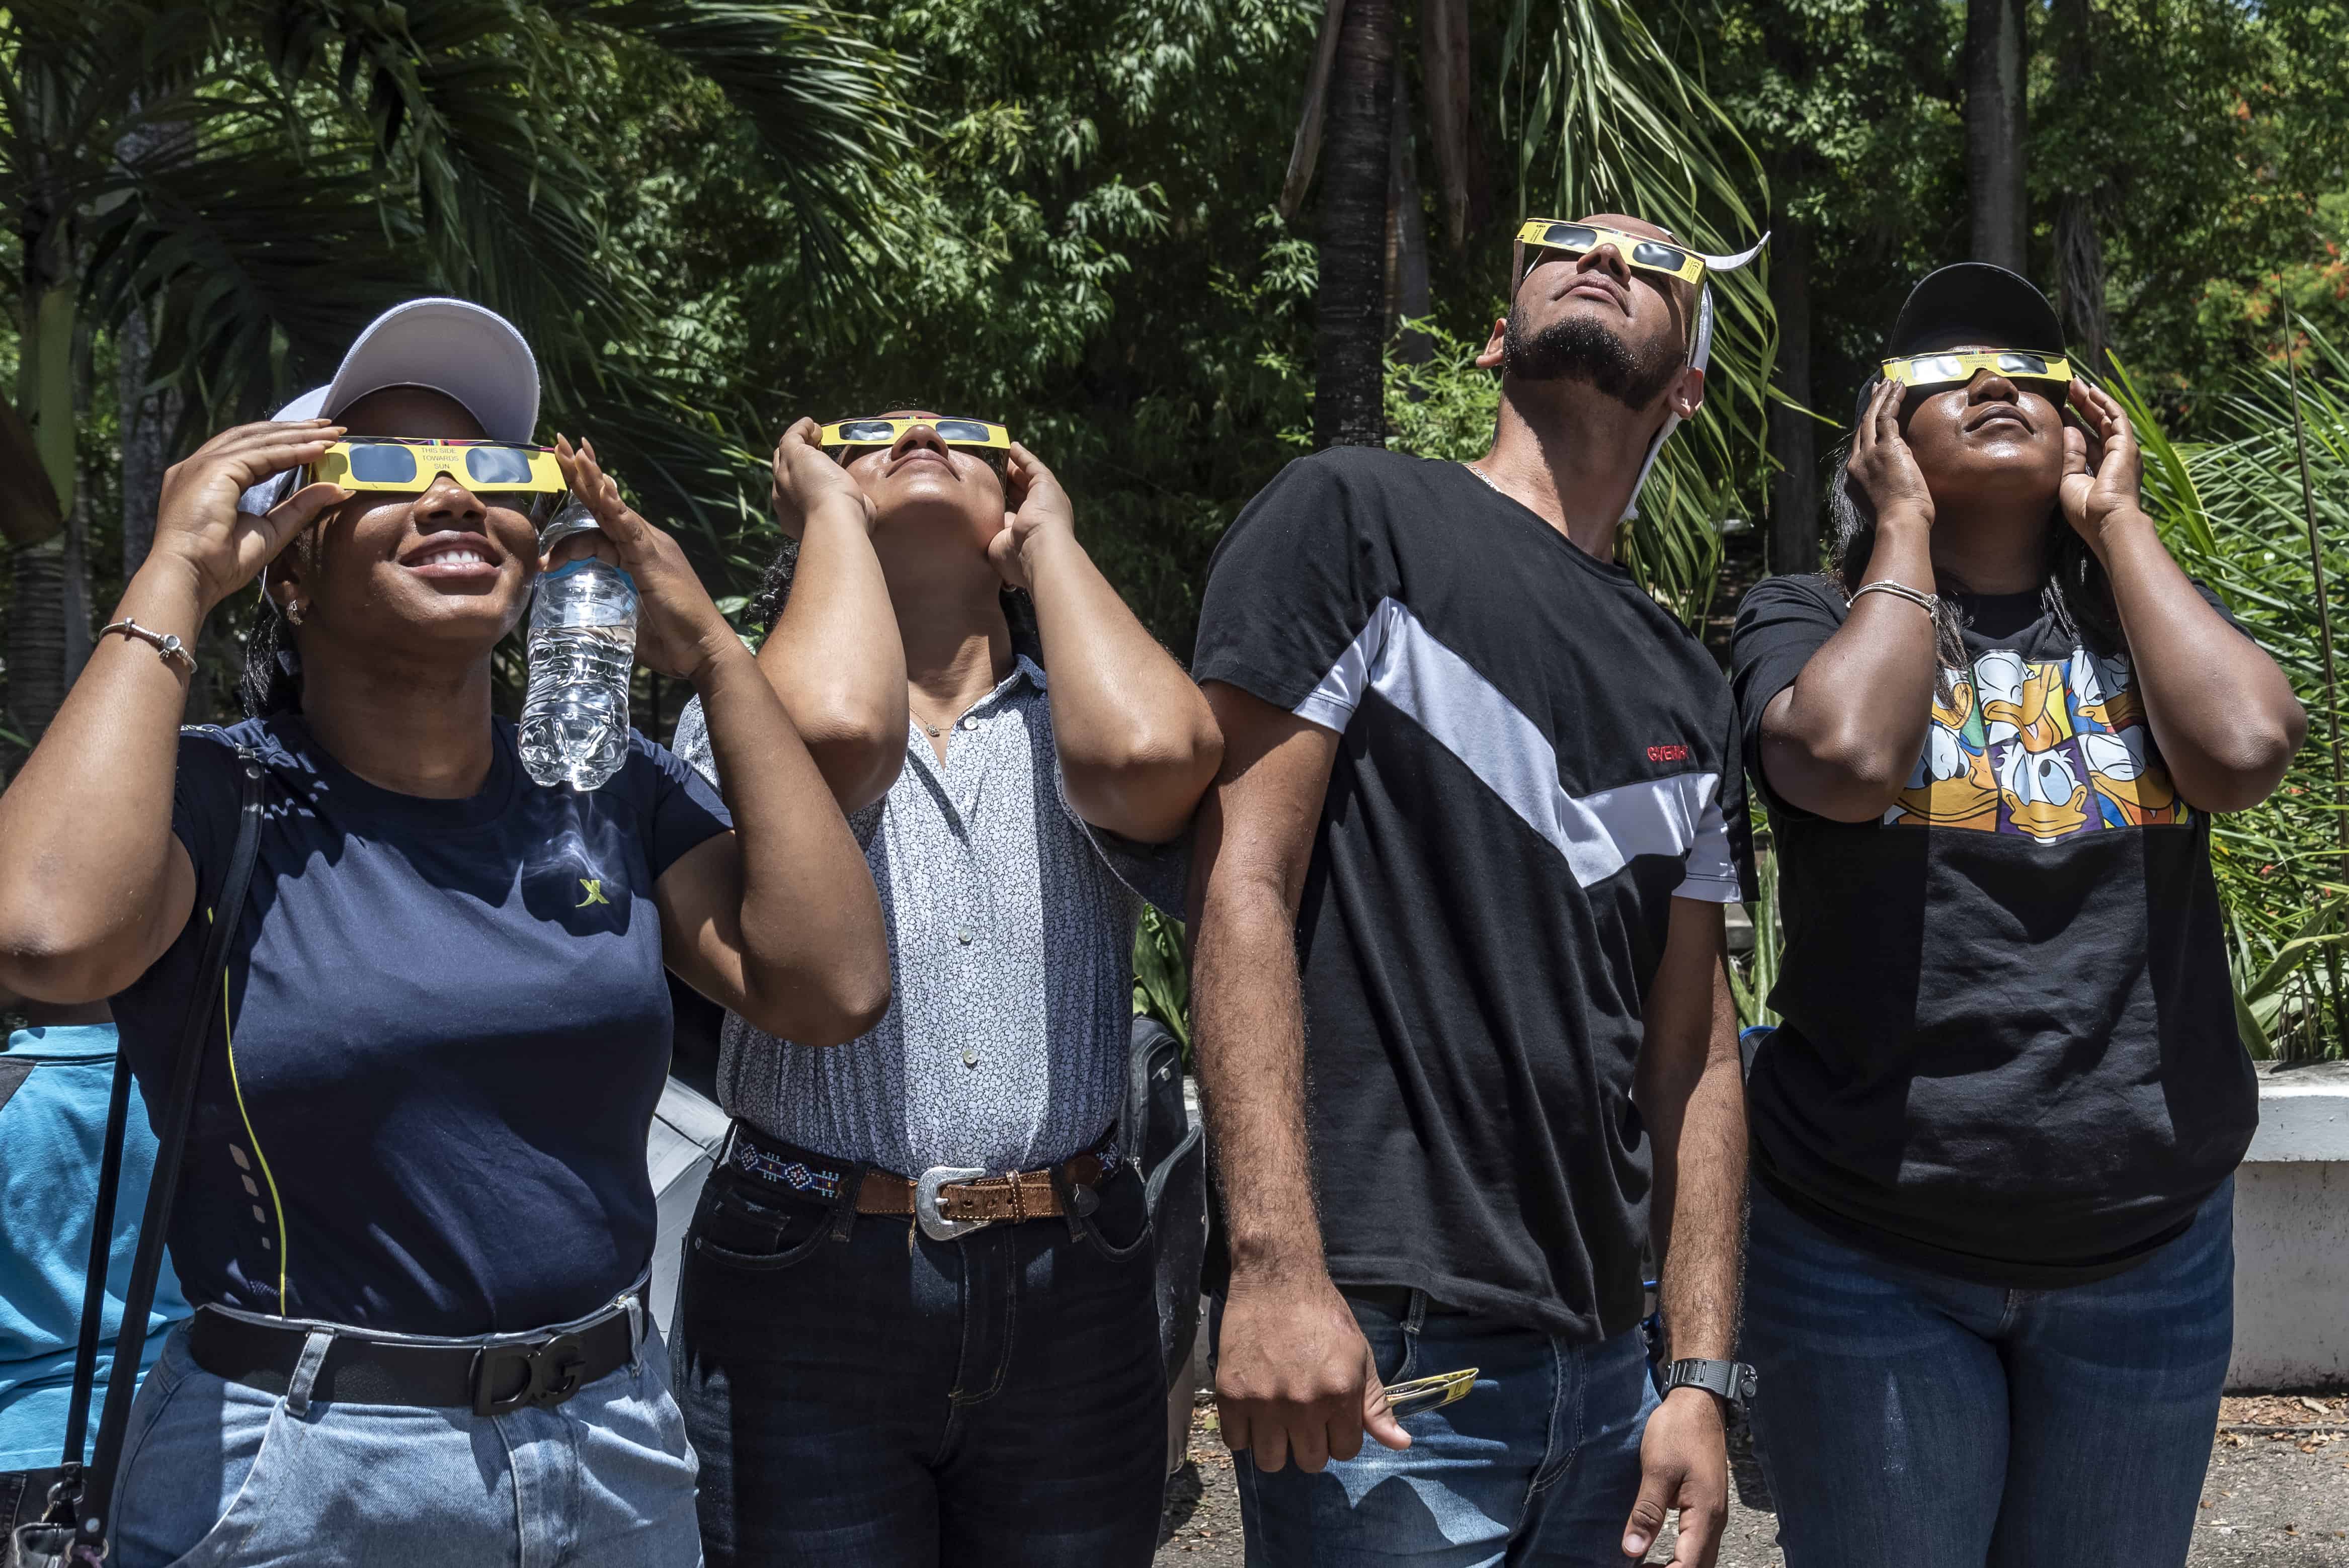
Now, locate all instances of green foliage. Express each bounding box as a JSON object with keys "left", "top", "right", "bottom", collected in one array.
[
  {"left": 2110, "top": 331, "right": 2349, "bottom": 1056},
  {"left": 1131, "top": 906, "right": 1191, "bottom": 1055},
  {"left": 1726, "top": 833, "right": 1782, "bottom": 1029}
]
